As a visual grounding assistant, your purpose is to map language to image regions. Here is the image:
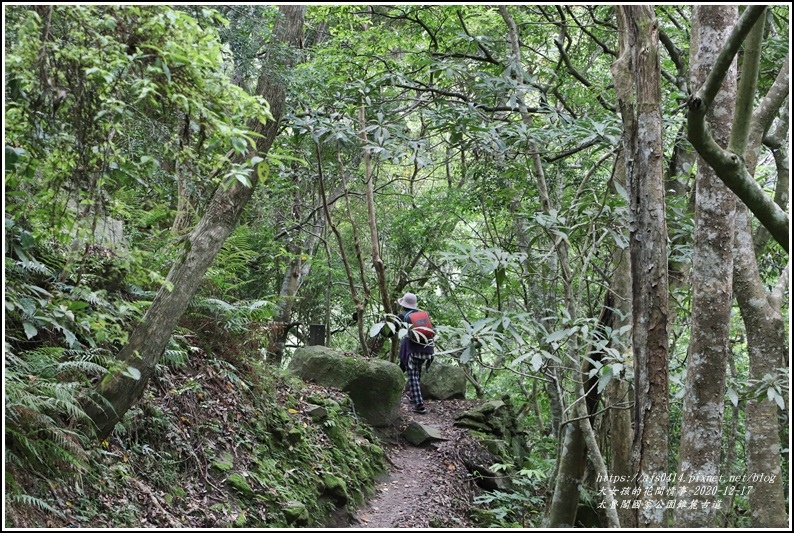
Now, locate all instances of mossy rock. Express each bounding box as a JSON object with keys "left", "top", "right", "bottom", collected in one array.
[
  {"left": 288, "top": 346, "right": 405, "bottom": 427},
  {"left": 227, "top": 473, "right": 254, "bottom": 497},
  {"left": 453, "top": 418, "right": 493, "bottom": 433},
  {"left": 403, "top": 421, "right": 447, "bottom": 445},
  {"left": 420, "top": 360, "right": 467, "bottom": 400},
  {"left": 306, "top": 403, "right": 328, "bottom": 421},
  {"left": 479, "top": 437, "right": 509, "bottom": 459},
  {"left": 322, "top": 473, "right": 349, "bottom": 505},
  {"left": 283, "top": 501, "right": 309, "bottom": 526},
  {"left": 369, "top": 444, "right": 384, "bottom": 458},
  {"left": 287, "top": 428, "right": 303, "bottom": 444},
  {"left": 211, "top": 452, "right": 234, "bottom": 472}
]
